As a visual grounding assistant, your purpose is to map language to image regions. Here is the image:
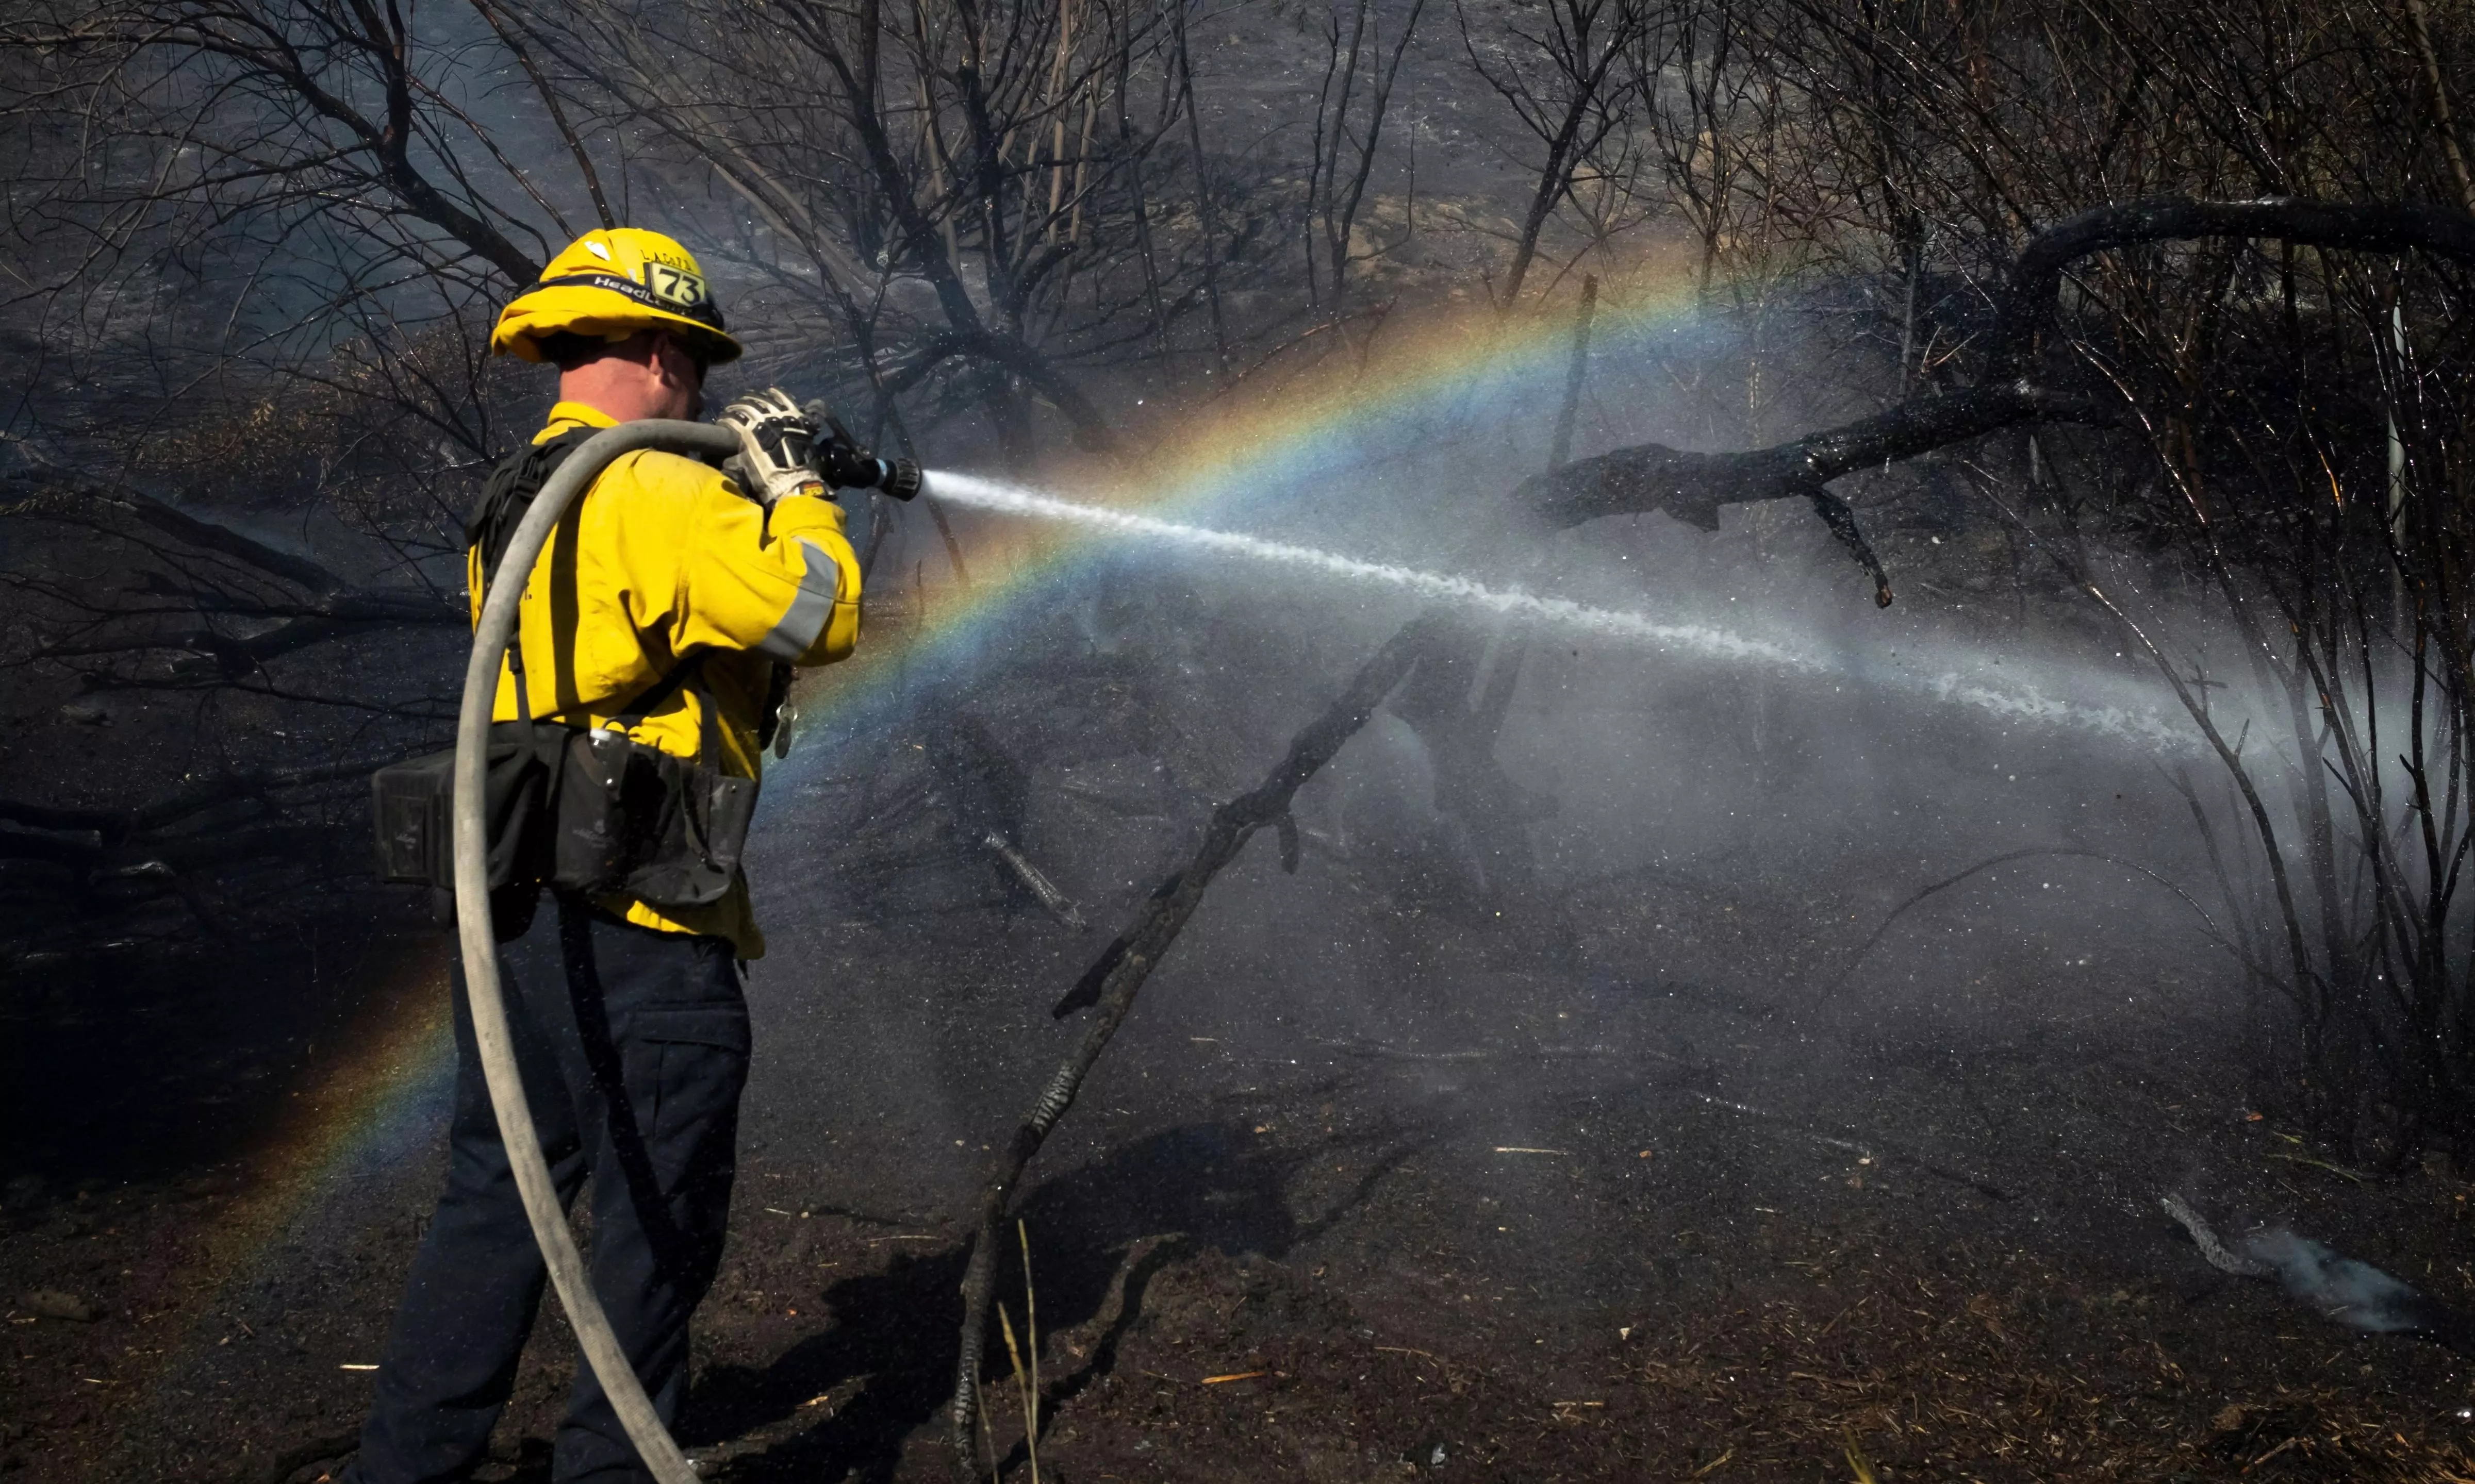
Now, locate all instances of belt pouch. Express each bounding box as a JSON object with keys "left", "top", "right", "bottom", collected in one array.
[
  {"left": 623, "top": 757, "right": 757, "bottom": 910},
  {"left": 552, "top": 728, "right": 670, "bottom": 894},
  {"left": 370, "top": 724, "right": 558, "bottom": 890}
]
